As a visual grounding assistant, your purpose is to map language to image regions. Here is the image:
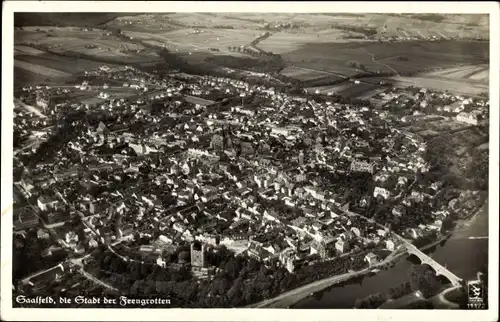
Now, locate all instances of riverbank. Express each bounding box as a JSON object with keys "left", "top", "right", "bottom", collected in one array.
[
  {"left": 250, "top": 231, "right": 457, "bottom": 308},
  {"left": 247, "top": 249, "right": 405, "bottom": 308},
  {"left": 454, "top": 199, "right": 488, "bottom": 231},
  {"left": 249, "top": 199, "right": 487, "bottom": 309}
]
